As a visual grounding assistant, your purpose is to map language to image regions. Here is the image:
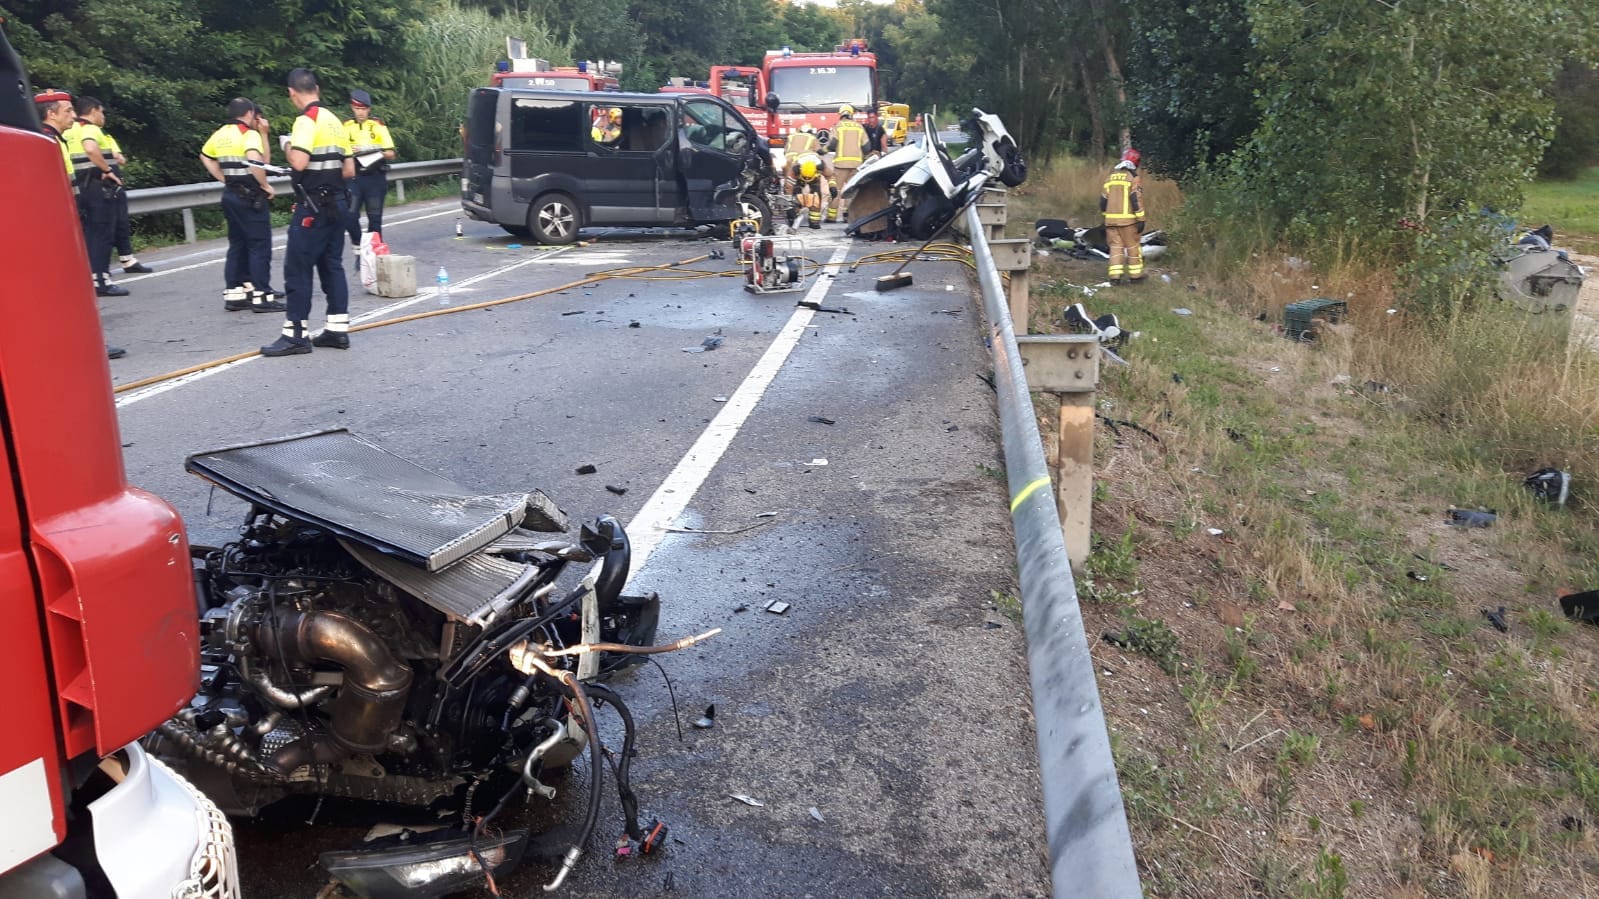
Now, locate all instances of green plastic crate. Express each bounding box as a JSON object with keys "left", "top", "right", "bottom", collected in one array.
[{"left": 1284, "top": 298, "right": 1346, "bottom": 341}]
